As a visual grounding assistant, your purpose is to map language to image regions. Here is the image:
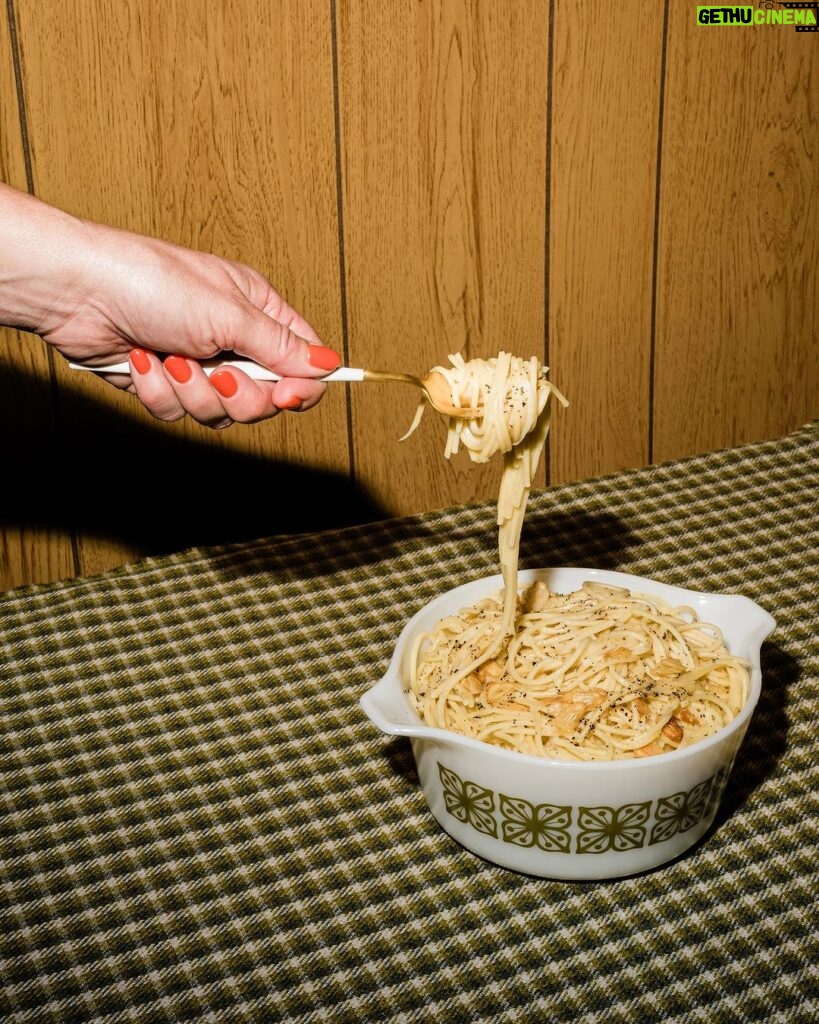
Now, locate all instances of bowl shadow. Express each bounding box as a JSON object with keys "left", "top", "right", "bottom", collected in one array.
[{"left": 710, "top": 638, "right": 800, "bottom": 827}]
